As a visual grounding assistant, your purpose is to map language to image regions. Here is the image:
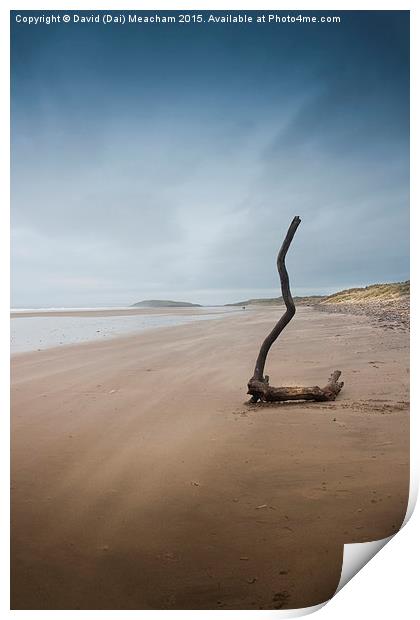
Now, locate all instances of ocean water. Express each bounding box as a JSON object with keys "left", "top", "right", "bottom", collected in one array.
[{"left": 10, "top": 308, "right": 240, "bottom": 354}]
